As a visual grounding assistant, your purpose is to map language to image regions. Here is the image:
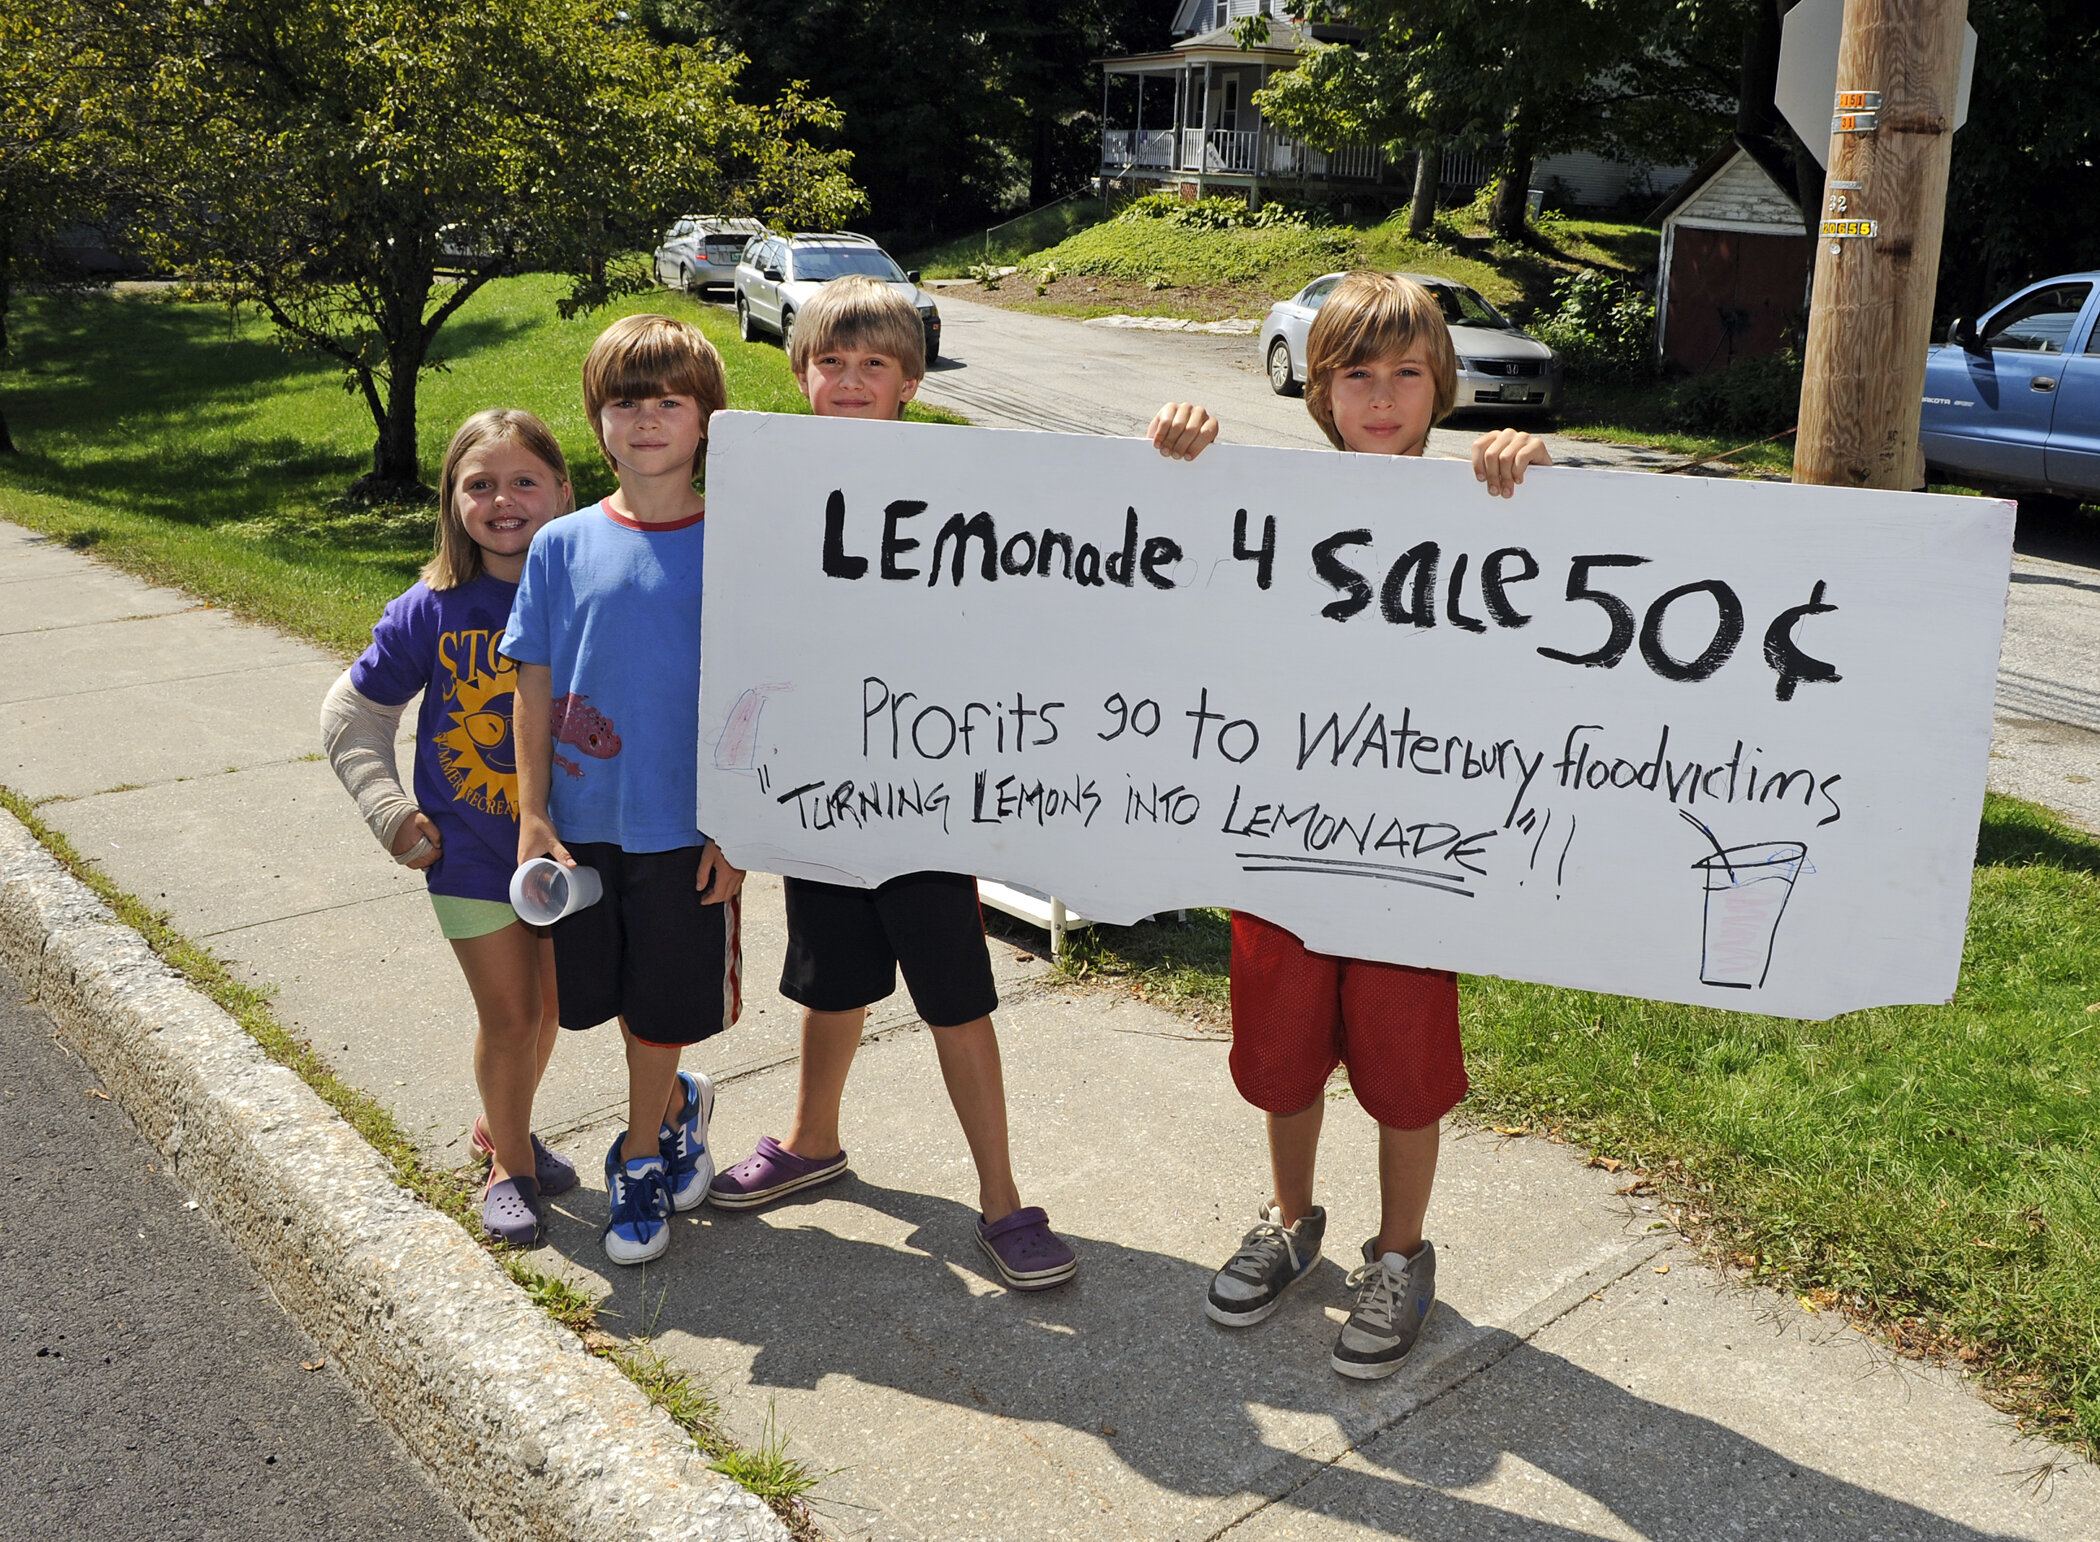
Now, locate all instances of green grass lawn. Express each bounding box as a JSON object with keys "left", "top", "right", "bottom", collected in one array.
[
  {"left": 1060, "top": 792, "right": 2100, "bottom": 1453},
  {"left": 0, "top": 275, "right": 957, "bottom": 656}
]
